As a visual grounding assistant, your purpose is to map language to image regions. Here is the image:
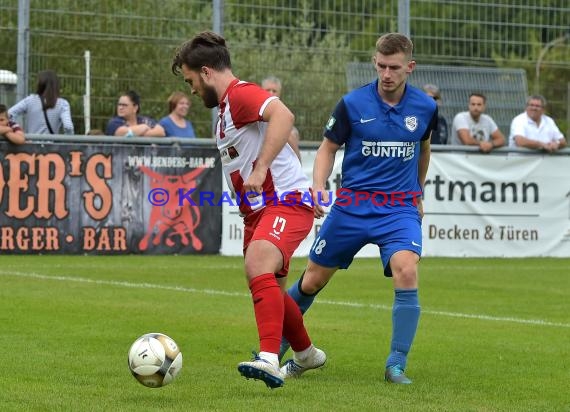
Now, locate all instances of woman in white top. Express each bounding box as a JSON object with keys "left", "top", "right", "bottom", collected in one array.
[{"left": 9, "top": 70, "right": 74, "bottom": 135}]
